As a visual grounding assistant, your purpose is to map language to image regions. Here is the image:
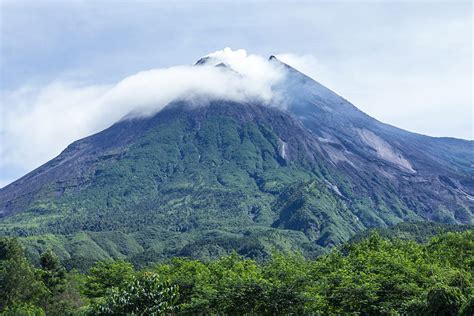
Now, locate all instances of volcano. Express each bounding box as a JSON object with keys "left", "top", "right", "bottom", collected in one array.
[{"left": 1, "top": 54, "right": 472, "bottom": 267}]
